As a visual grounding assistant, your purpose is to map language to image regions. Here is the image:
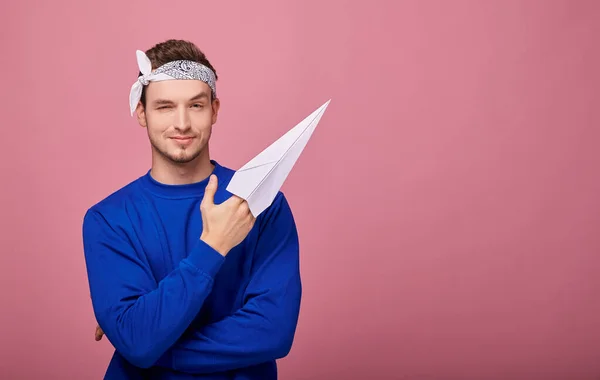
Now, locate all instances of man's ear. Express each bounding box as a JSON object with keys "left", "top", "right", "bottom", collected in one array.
[
  {"left": 211, "top": 98, "right": 220, "bottom": 125},
  {"left": 135, "top": 103, "right": 147, "bottom": 128}
]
